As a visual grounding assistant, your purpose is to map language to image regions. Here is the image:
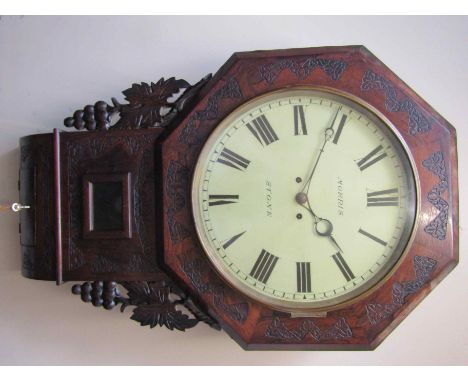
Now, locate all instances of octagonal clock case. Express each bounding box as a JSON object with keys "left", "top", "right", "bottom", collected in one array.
[{"left": 15, "top": 46, "right": 458, "bottom": 350}]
